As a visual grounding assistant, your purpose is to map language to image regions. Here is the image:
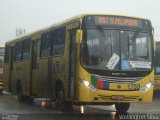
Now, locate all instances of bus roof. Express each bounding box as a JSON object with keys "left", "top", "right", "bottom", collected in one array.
[{"left": 5, "top": 13, "right": 151, "bottom": 45}]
